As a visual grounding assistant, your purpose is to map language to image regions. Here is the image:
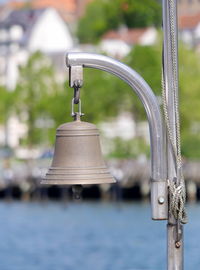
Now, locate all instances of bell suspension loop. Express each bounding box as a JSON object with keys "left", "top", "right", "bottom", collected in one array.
[
  {"left": 71, "top": 98, "right": 84, "bottom": 120},
  {"left": 69, "top": 64, "right": 84, "bottom": 119},
  {"left": 71, "top": 78, "right": 85, "bottom": 120}
]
